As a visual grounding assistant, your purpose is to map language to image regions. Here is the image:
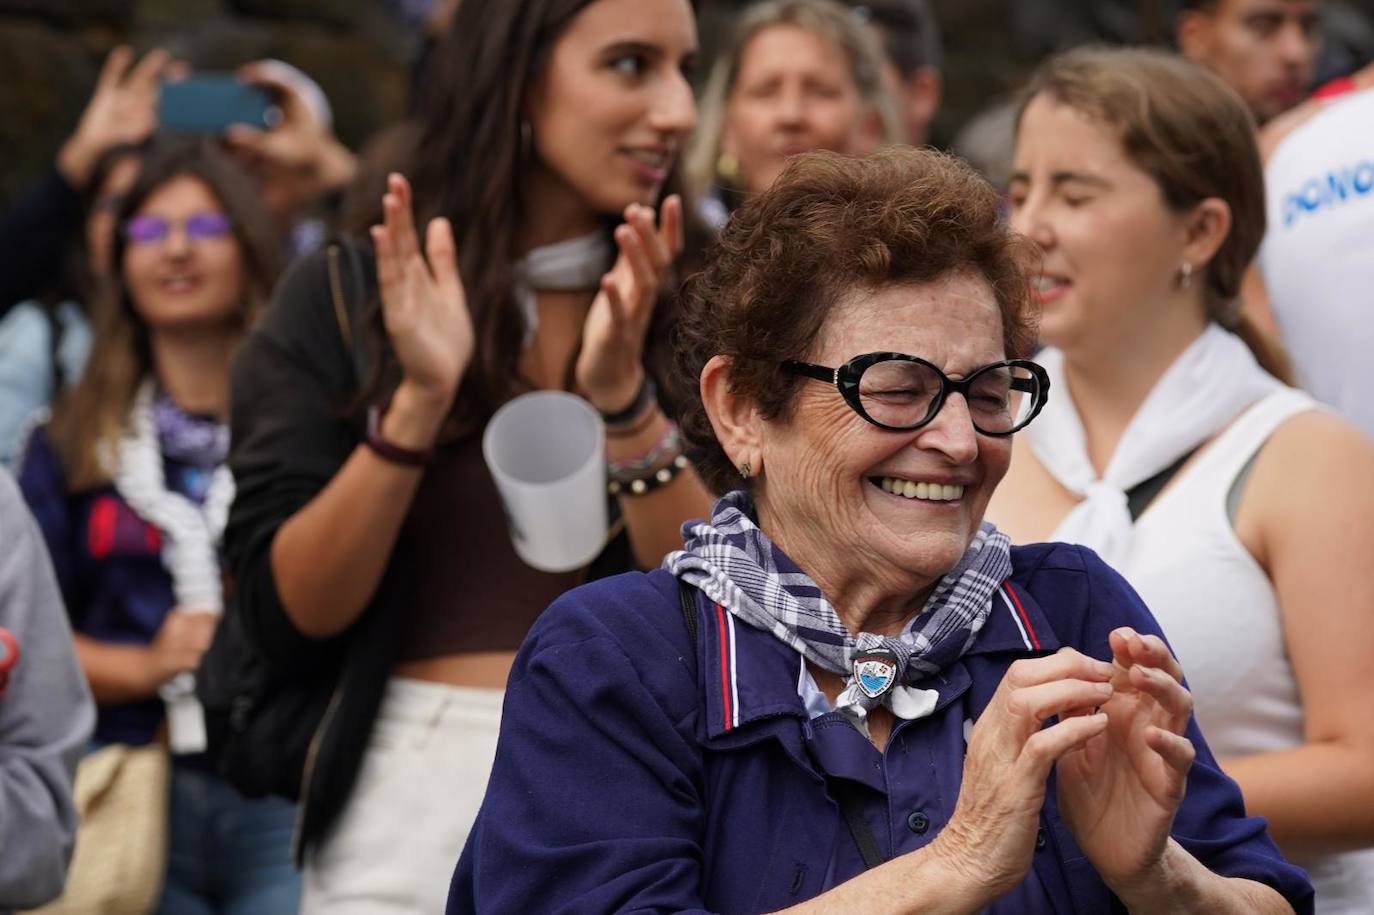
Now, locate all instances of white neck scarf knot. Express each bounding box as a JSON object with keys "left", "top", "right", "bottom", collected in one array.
[
  {"left": 1029, "top": 325, "right": 1279, "bottom": 567},
  {"left": 512, "top": 231, "right": 615, "bottom": 348}
]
